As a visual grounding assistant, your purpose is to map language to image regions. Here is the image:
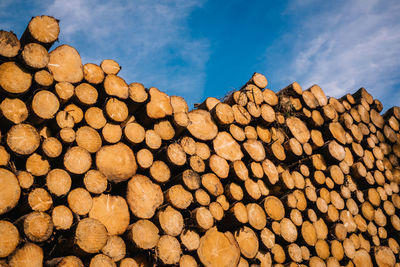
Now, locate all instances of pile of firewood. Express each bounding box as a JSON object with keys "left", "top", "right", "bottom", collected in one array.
[{"left": 0, "top": 15, "right": 399, "bottom": 267}]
